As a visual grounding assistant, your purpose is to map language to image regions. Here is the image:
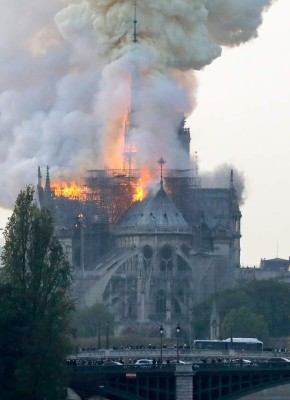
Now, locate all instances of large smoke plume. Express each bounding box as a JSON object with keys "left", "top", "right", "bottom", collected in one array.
[{"left": 0, "top": 0, "right": 275, "bottom": 208}]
